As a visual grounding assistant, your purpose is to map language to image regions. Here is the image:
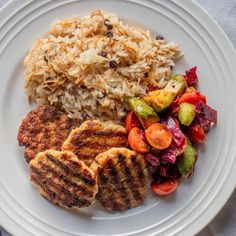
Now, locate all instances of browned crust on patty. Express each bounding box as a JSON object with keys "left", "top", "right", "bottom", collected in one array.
[
  {"left": 29, "top": 149, "right": 98, "bottom": 208},
  {"left": 17, "top": 105, "right": 77, "bottom": 162},
  {"left": 90, "top": 147, "right": 148, "bottom": 211},
  {"left": 62, "top": 120, "right": 127, "bottom": 166}
]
